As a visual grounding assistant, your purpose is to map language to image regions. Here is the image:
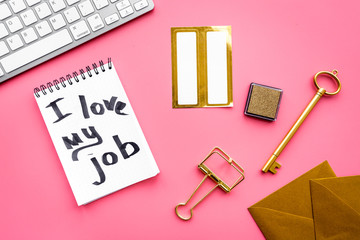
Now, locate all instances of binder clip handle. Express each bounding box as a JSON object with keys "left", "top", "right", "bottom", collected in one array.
[
  {"left": 175, "top": 203, "right": 193, "bottom": 221},
  {"left": 175, "top": 175, "right": 219, "bottom": 221}
]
